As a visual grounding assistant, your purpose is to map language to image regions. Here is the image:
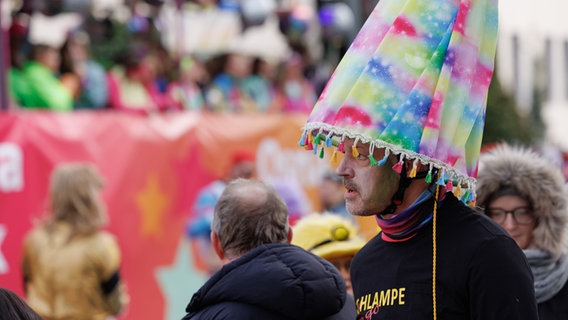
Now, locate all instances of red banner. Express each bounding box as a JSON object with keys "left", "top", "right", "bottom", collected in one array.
[{"left": 0, "top": 110, "right": 354, "bottom": 319}]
